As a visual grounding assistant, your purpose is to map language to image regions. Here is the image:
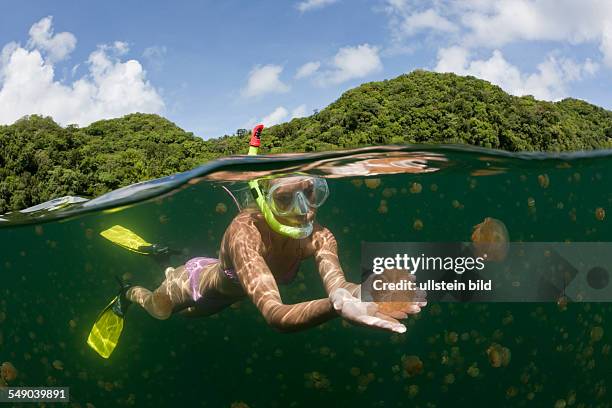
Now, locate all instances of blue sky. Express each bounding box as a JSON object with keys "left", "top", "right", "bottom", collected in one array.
[{"left": 0, "top": 0, "right": 611, "bottom": 139}]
